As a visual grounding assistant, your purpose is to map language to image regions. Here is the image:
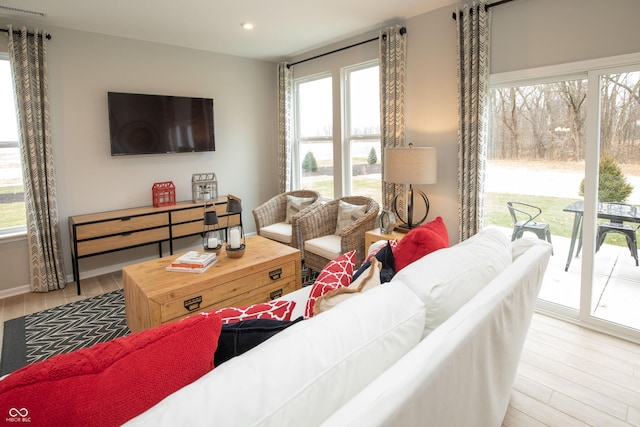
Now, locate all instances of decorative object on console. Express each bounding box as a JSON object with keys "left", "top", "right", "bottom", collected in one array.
[
  {"left": 384, "top": 144, "right": 437, "bottom": 231},
  {"left": 151, "top": 181, "right": 176, "bottom": 207},
  {"left": 379, "top": 209, "right": 397, "bottom": 234},
  {"left": 191, "top": 173, "right": 218, "bottom": 203},
  {"left": 225, "top": 194, "right": 245, "bottom": 257},
  {"left": 203, "top": 206, "right": 222, "bottom": 253}
]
